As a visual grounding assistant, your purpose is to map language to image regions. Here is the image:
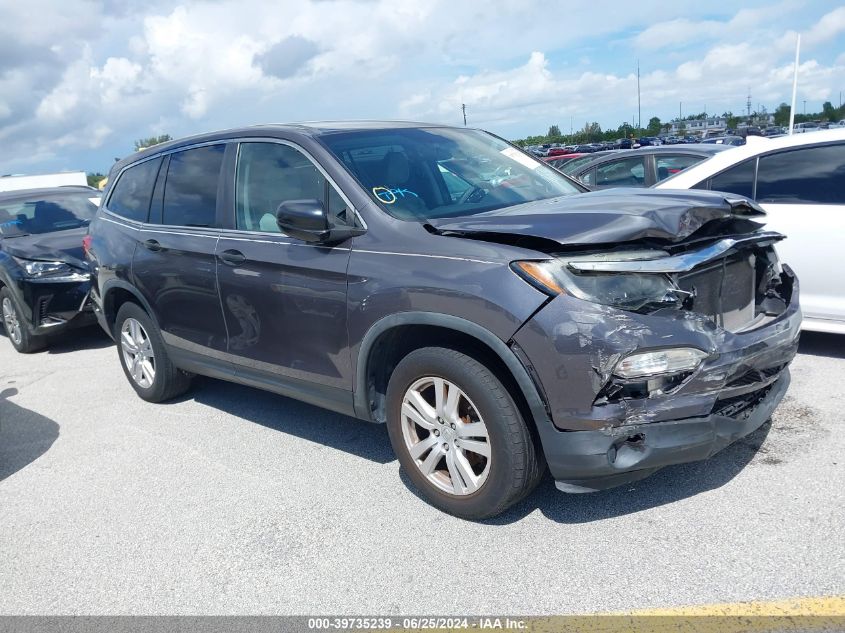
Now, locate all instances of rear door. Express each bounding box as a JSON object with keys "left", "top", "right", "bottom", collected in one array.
[
  {"left": 132, "top": 143, "right": 230, "bottom": 360},
  {"left": 215, "top": 140, "right": 356, "bottom": 397},
  {"left": 753, "top": 142, "right": 845, "bottom": 324}
]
